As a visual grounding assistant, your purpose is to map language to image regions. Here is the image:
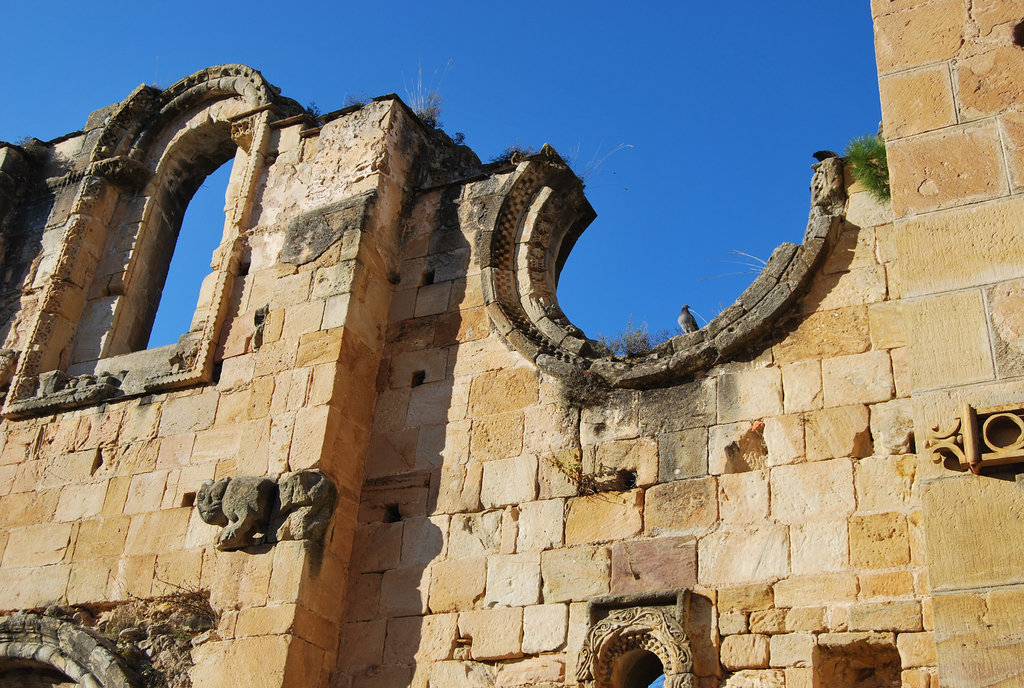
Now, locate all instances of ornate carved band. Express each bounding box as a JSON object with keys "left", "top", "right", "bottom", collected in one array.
[
  {"left": 927, "top": 403, "right": 1024, "bottom": 474},
  {"left": 578, "top": 604, "right": 694, "bottom": 688},
  {"left": 478, "top": 151, "right": 845, "bottom": 389}
]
